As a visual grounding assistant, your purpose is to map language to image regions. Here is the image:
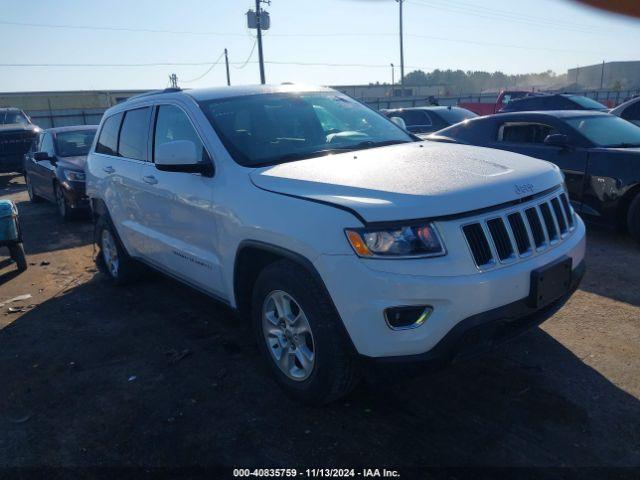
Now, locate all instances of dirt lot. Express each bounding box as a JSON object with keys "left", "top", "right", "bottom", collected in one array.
[{"left": 1, "top": 171, "right": 639, "bottom": 473}]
